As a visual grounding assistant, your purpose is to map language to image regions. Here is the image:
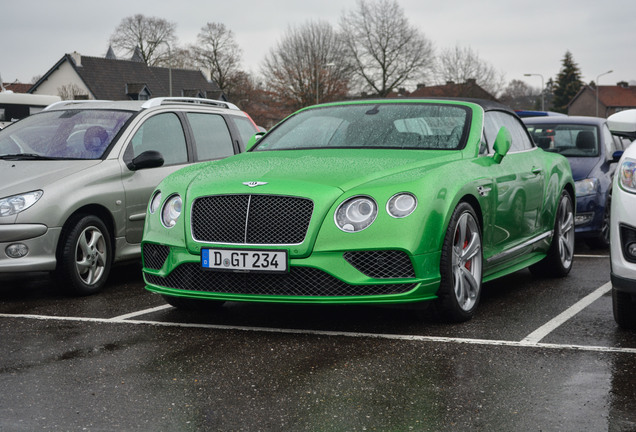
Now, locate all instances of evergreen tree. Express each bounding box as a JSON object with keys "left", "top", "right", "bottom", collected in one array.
[{"left": 551, "top": 51, "right": 583, "bottom": 113}]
